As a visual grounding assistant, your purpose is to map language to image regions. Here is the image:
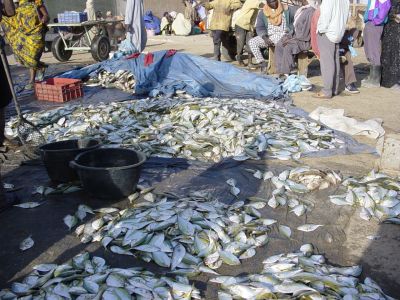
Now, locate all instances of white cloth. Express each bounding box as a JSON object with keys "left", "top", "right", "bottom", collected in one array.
[
  {"left": 197, "top": 5, "right": 207, "bottom": 20},
  {"left": 125, "top": 0, "right": 147, "bottom": 53},
  {"left": 317, "top": 0, "right": 350, "bottom": 43},
  {"left": 86, "top": 0, "right": 96, "bottom": 21},
  {"left": 309, "top": 107, "right": 385, "bottom": 139},
  {"left": 172, "top": 13, "right": 191, "bottom": 36}
]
